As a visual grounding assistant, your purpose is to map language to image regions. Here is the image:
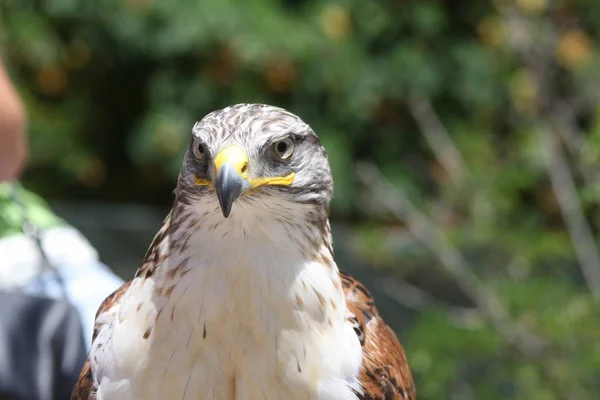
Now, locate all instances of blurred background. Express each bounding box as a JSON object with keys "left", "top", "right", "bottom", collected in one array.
[{"left": 2, "top": 0, "right": 600, "bottom": 398}]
